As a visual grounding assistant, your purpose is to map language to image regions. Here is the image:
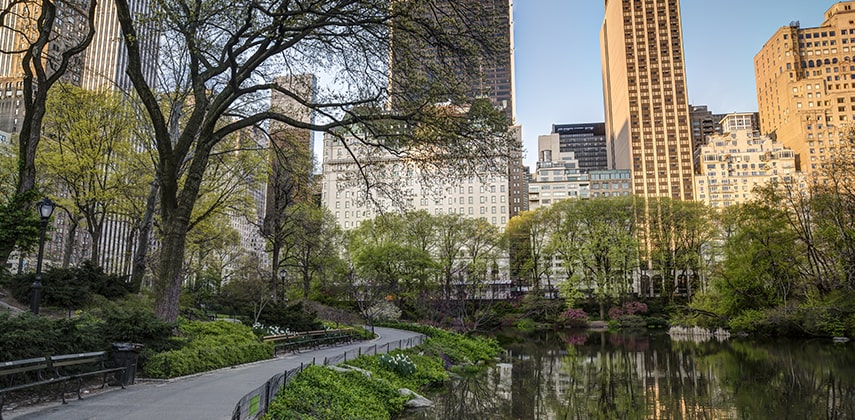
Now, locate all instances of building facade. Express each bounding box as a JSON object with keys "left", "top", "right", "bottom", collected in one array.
[
  {"left": 81, "top": 0, "right": 158, "bottom": 91},
  {"left": 528, "top": 131, "right": 631, "bottom": 210},
  {"left": 694, "top": 114, "right": 800, "bottom": 209},
  {"left": 550, "top": 123, "right": 609, "bottom": 172},
  {"left": 321, "top": 127, "right": 517, "bottom": 231},
  {"left": 601, "top": 0, "right": 695, "bottom": 200},
  {"left": 755, "top": 1, "right": 855, "bottom": 183}
]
